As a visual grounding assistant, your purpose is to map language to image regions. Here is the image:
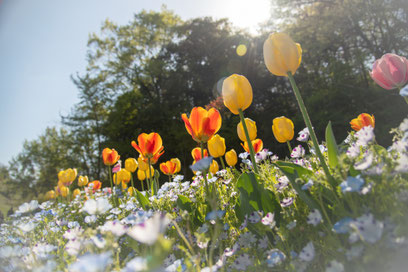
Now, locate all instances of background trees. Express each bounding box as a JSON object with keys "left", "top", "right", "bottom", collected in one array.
[{"left": 1, "top": 0, "right": 407, "bottom": 214}]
